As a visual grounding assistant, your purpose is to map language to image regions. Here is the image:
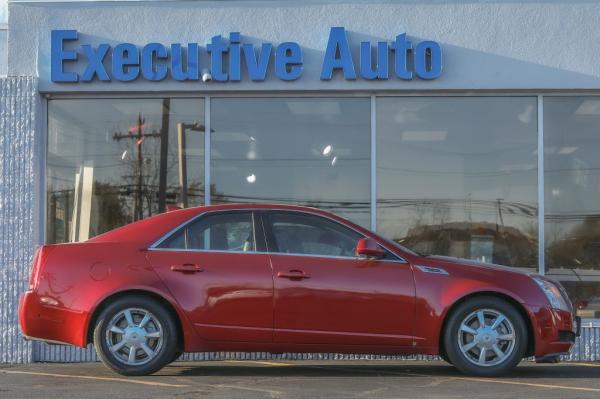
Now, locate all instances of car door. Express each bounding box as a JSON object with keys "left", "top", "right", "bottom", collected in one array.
[
  {"left": 146, "top": 210, "right": 274, "bottom": 343},
  {"left": 263, "top": 211, "right": 415, "bottom": 348}
]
